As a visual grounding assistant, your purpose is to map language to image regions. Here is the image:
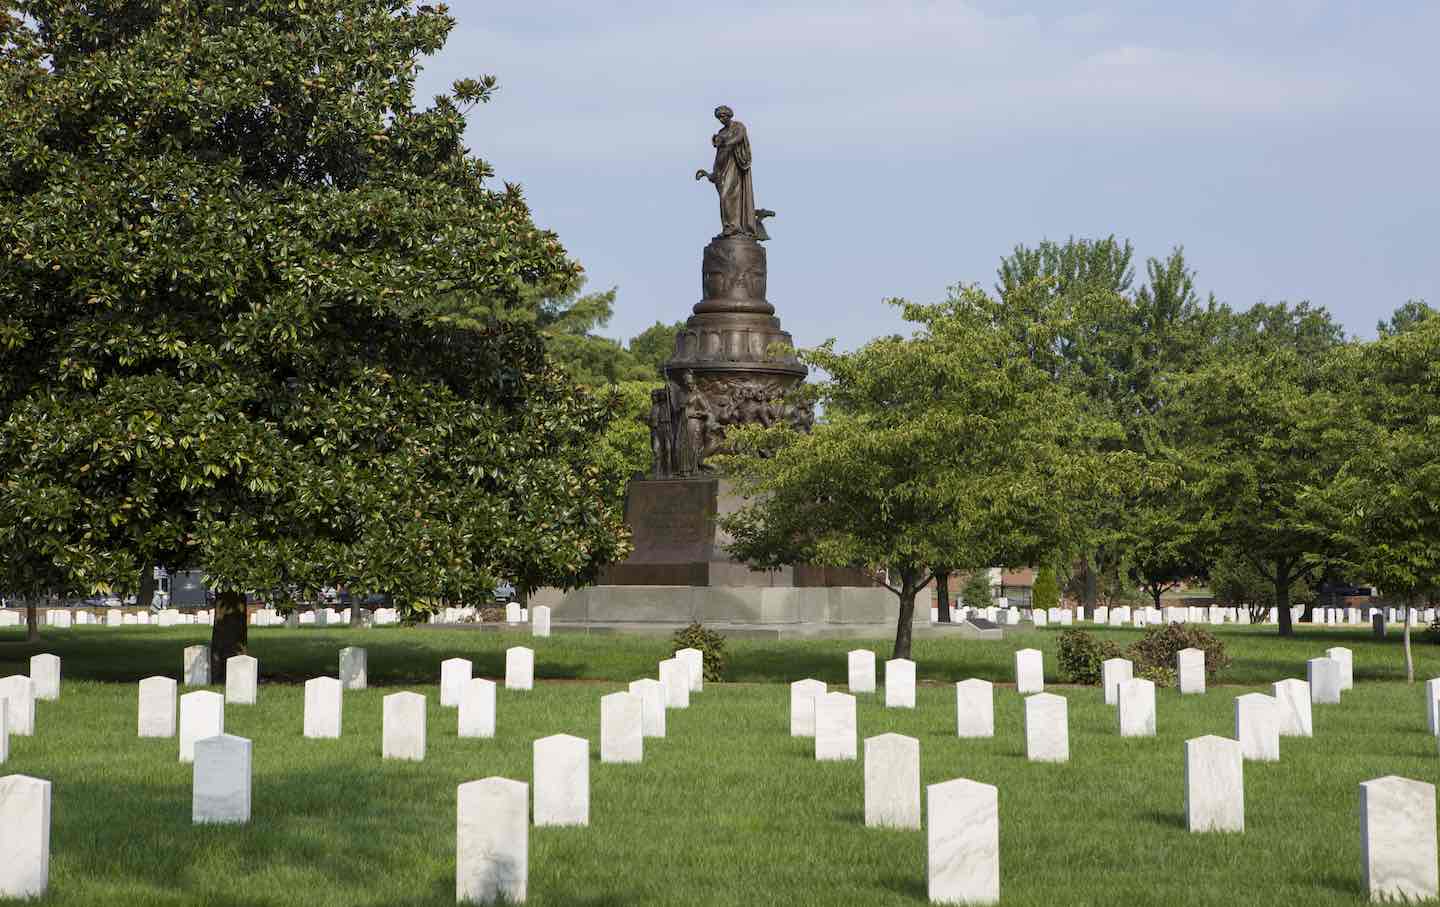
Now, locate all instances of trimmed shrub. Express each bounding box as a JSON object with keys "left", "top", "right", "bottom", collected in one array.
[
  {"left": 1056, "top": 629, "right": 1123, "bottom": 685},
  {"left": 672, "top": 623, "right": 728, "bottom": 682},
  {"left": 1136, "top": 664, "right": 1177, "bottom": 688},
  {"left": 1031, "top": 566, "right": 1060, "bottom": 612},
  {"left": 961, "top": 570, "right": 992, "bottom": 611},
  {"left": 1125, "top": 623, "right": 1230, "bottom": 680}
]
